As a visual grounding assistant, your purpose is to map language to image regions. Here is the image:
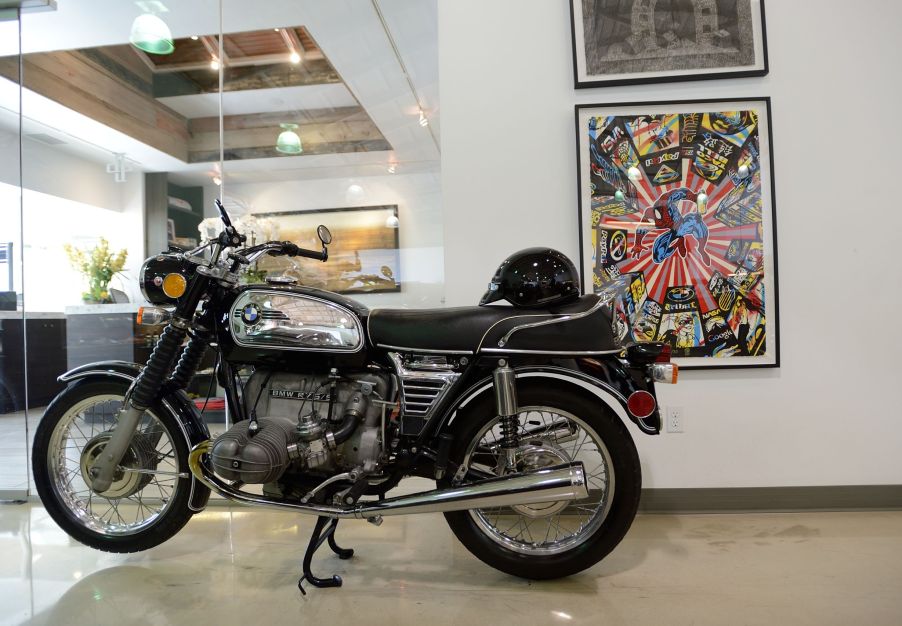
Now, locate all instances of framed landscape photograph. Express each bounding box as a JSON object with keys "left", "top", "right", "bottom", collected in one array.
[
  {"left": 575, "top": 98, "right": 779, "bottom": 368},
  {"left": 256, "top": 205, "right": 401, "bottom": 295},
  {"left": 570, "top": 0, "right": 769, "bottom": 88}
]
